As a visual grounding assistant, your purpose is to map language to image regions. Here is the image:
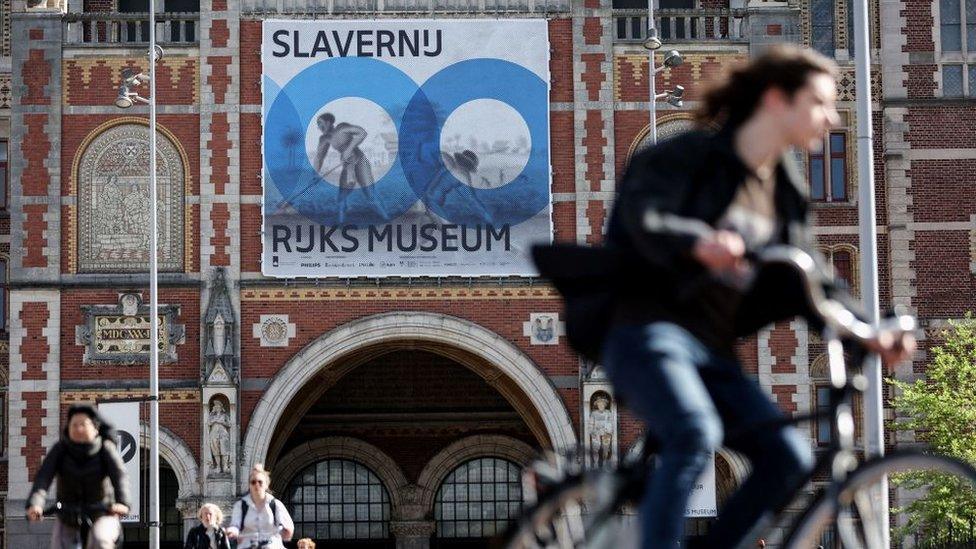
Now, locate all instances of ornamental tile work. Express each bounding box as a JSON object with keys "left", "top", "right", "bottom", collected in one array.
[
  {"left": 76, "top": 123, "right": 186, "bottom": 272},
  {"left": 0, "top": 72, "right": 10, "bottom": 109}
]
